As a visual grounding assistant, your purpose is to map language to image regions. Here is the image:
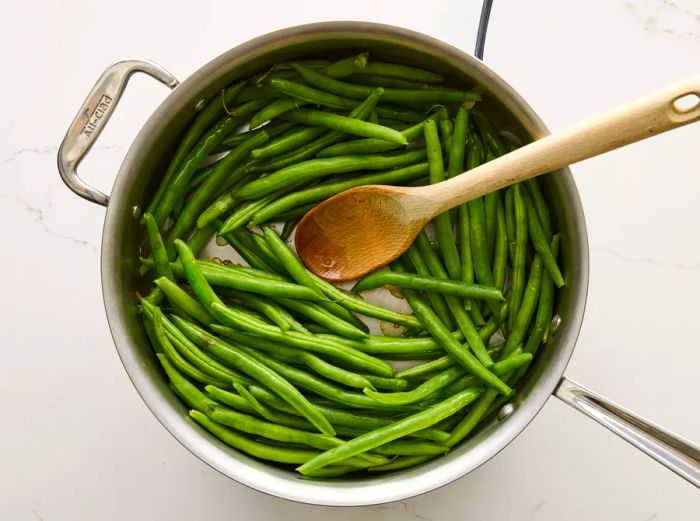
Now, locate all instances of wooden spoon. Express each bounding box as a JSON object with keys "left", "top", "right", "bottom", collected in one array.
[{"left": 296, "top": 76, "right": 700, "bottom": 281}]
